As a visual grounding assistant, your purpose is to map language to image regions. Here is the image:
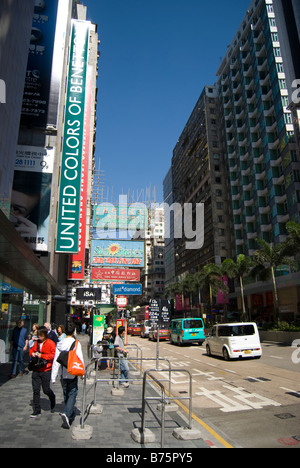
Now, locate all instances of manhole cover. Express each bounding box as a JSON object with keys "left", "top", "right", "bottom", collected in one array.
[{"left": 275, "top": 413, "right": 296, "bottom": 420}]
